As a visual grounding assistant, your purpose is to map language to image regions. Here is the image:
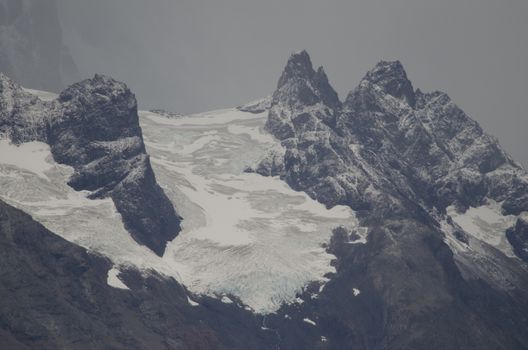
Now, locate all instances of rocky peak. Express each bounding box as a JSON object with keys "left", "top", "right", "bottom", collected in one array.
[
  {"left": 274, "top": 51, "right": 340, "bottom": 109},
  {"left": 261, "top": 50, "right": 527, "bottom": 217},
  {"left": 360, "top": 60, "right": 416, "bottom": 107},
  {"left": 277, "top": 50, "right": 314, "bottom": 88},
  {"left": 54, "top": 74, "right": 142, "bottom": 151},
  {"left": 252, "top": 50, "right": 528, "bottom": 350},
  {"left": 59, "top": 74, "right": 130, "bottom": 103},
  {"left": 265, "top": 51, "right": 340, "bottom": 139},
  {"left": 0, "top": 73, "right": 181, "bottom": 256},
  {"left": 314, "top": 66, "right": 341, "bottom": 109}
]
